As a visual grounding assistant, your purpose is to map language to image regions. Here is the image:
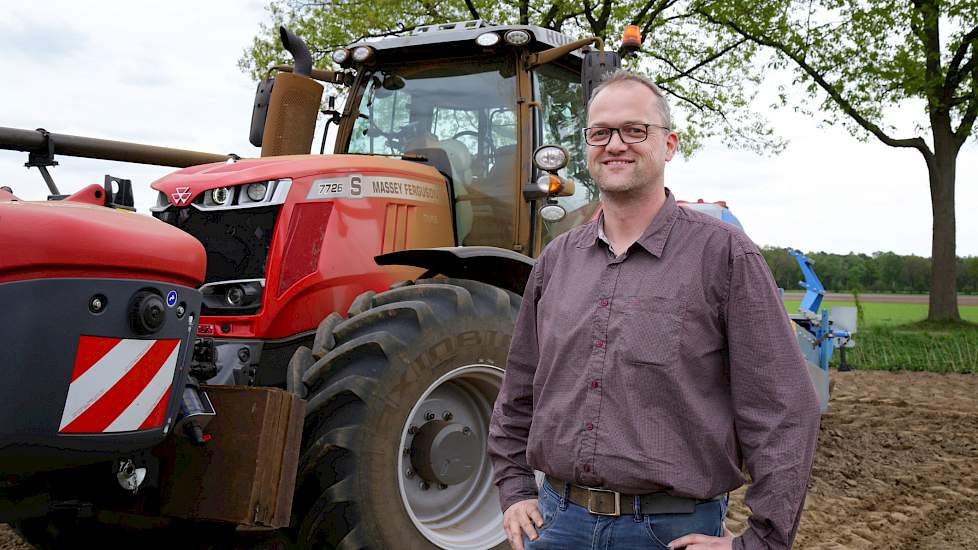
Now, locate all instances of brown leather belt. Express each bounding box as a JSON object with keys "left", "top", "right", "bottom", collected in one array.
[{"left": 545, "top": 476, "right": 721, "bottom": 517}]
